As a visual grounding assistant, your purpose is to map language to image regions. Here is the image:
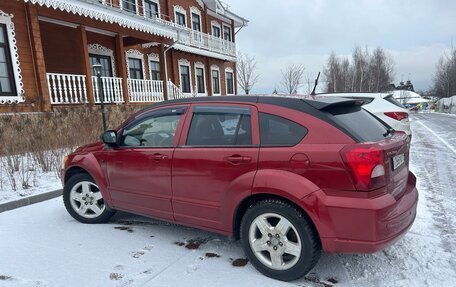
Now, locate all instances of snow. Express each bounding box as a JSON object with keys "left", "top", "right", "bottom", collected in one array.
[
  {"left": 0, "top": 154, "right": 63, "bottom": 204},
  {"left": 1, "top": 113, "right": 456, "bottom": 286}
]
